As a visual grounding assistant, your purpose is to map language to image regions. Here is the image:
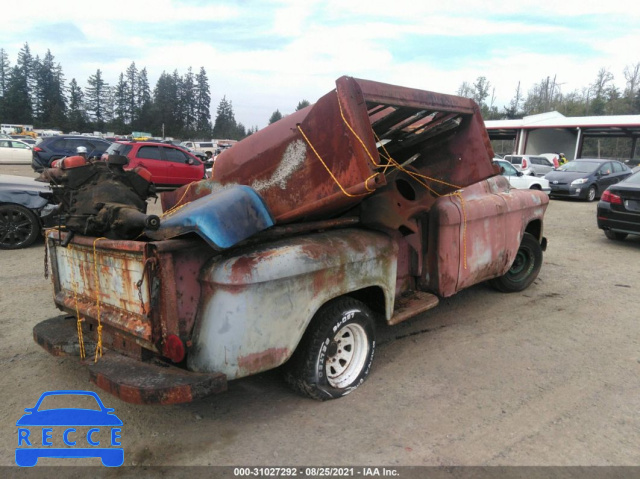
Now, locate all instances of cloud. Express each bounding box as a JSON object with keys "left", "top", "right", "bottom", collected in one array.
[{"left": 1, "top": 0, "right": 639, "bottom": 130}]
